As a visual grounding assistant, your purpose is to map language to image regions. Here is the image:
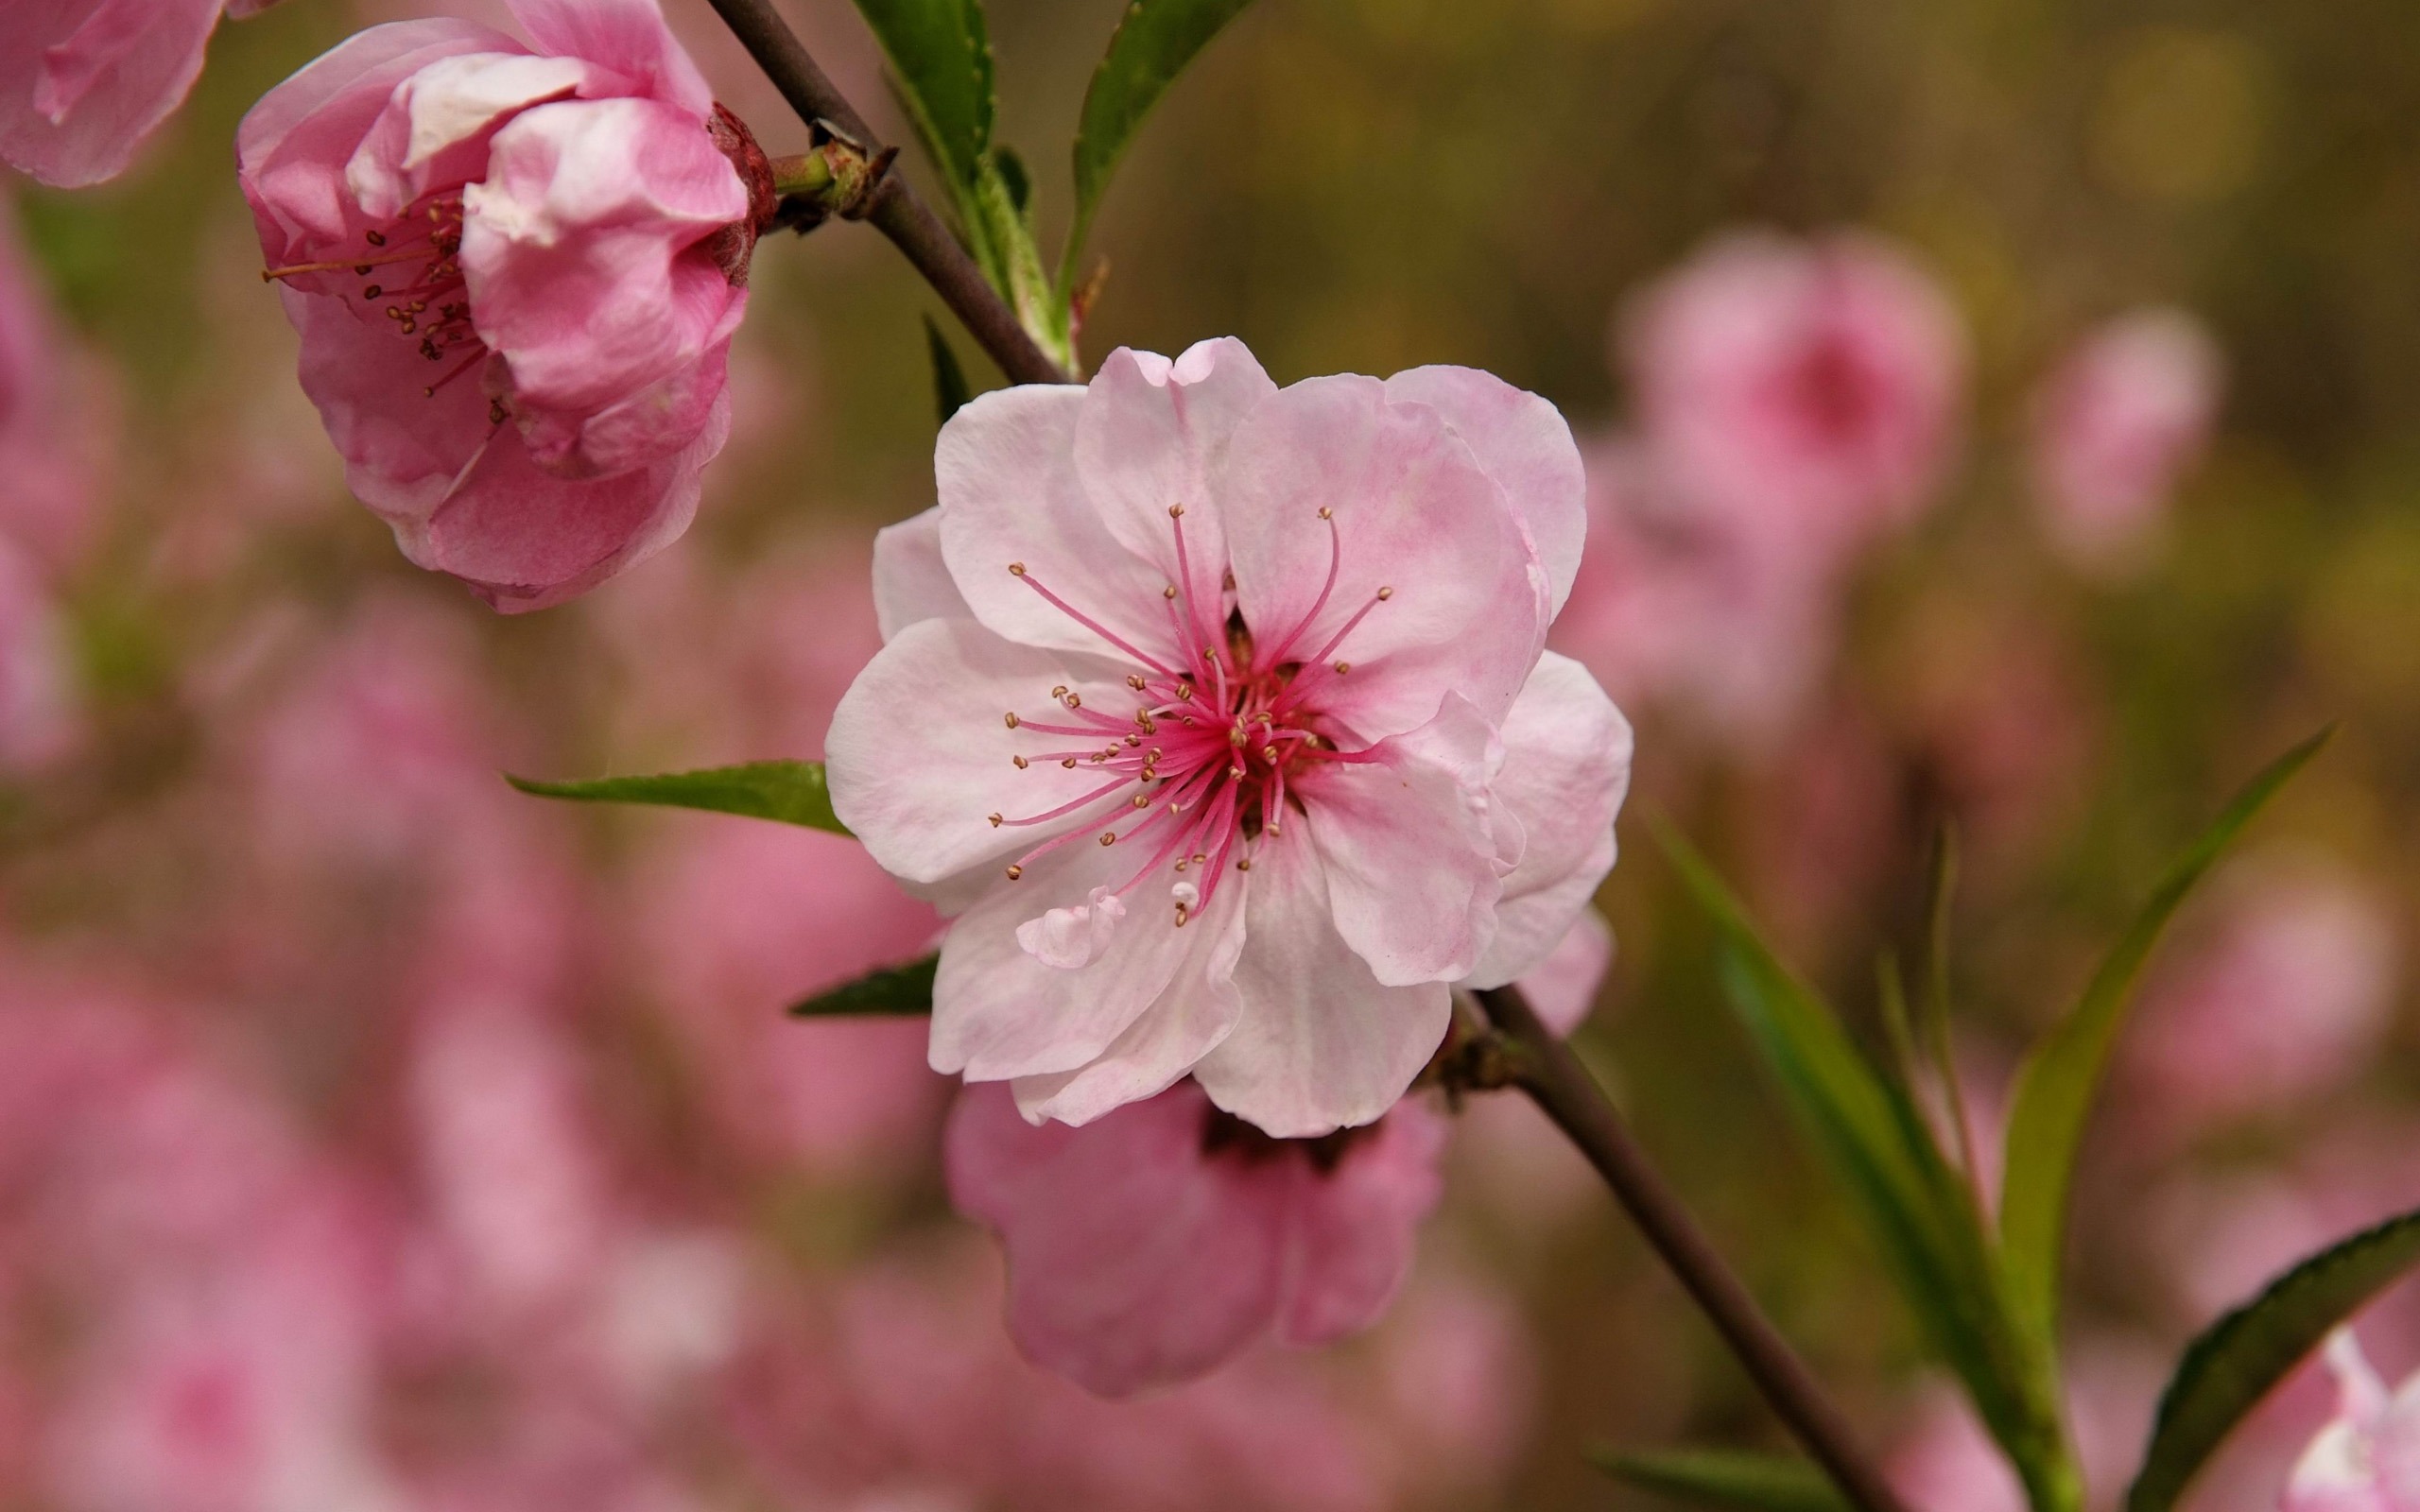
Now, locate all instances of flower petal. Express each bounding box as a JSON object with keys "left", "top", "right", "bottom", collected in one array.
[
  {"left": 824, "top": 615, "right": 1144, "bottom": 892},
  {"left": 461, "top": 96, "right": 748, "bottom": 439},
  {"left": 1384, "top": 365, "right": 1586, "bottom": 617},
  {"left": 0, "top": 0, "right": 219, "bottom": 187},
  {"left": 1461, "top": 651, "right": 1632, "bottom": 988},
  {"left": 871, "top": 507, "right": 971, "bottom": 641},
  {"left": 1224, "top": 374, "right": 1547, "bottom": 741},
  {"left": 937, "top": 385, "right": 1183, "bottom": 670},
  {"left": 343, "top": 51, "right": 596, "bottom": 220},
  {"left": 1073, "top": 338, "right": 1275, "bottom": 628},
  {"left": 1277, "top": 1099, "right": 1447, "bottom": 1345},
  {"left": 944, "top": 1081, "right": 1286, "bottom": 1398},
  {"left": 1509, "top": 907, "right": 1614, "bottom": 1039},
  {"left": 510, "top": 0, "right": 714, "bottom": 117},
  {"left": 1294, "top": 693, "right": 1506, "bottom": 988},
  {"left": 1011, "top": 869, "right": 1250, "bottom": 1126},
  {"left": 1193, "top": 826, "right": 1454, "bottom": 1137}
]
